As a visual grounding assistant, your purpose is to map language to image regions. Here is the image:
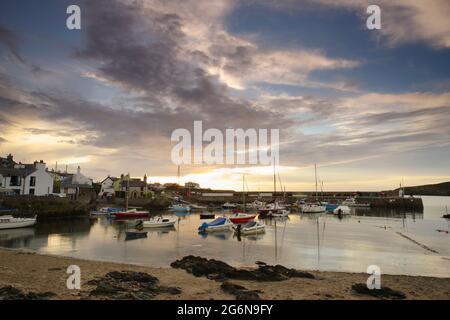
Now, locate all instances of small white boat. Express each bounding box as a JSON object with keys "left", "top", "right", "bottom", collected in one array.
[
  {"left": 235, "top": 220, "right": 265, "bottom": 235},
  {"left": 333, "top": 205, "right": 351, "bottom": 215},
  {"left": 342, "top": 197, "right": 371, "bottom": 207},
  {"left": 302, "top": 203, "right": 326, "bottom": 213},
  {"left": 198, "top": 217, "right": 233, "bottom": 233},
  {"left": 271, "top": 209, "right": 290, "bottom": 217},
  {"left": 0, "top": 215, "right": 37, "bottom": 230},
  {"left": 143, "top": 217, "right": 177, "bottom": 228},
  {"left": 221, "top": 202, "right": 238, "bottom": 209}
]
